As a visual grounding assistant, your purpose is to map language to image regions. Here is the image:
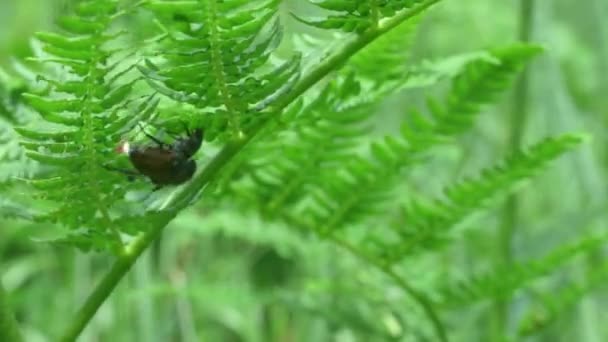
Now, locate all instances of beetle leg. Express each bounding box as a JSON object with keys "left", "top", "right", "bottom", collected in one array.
[
  {"left": 164, "top": 130, "right": 181, "bottom": 141},
  {"left": 138, "top": 123, "right": 169, "bottom": 147}
]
